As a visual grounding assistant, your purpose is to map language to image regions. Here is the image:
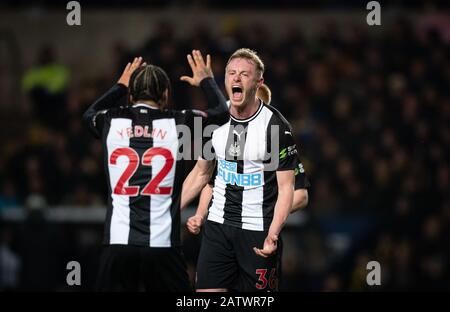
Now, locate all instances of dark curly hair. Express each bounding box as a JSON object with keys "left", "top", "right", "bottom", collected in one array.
[{"left": 129, "top": 64, "right": 170, "bottom": 105}]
